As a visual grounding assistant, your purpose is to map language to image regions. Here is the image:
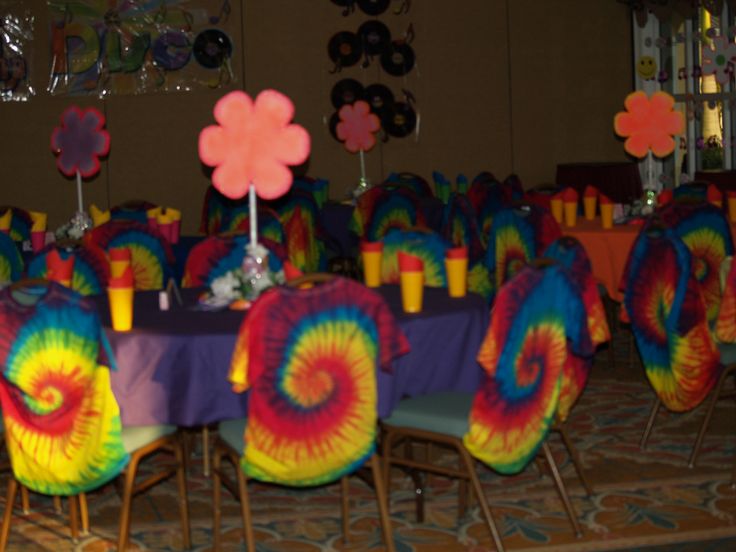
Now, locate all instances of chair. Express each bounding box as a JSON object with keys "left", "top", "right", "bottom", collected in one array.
[
  {"left": 379, "top": 227, "right": 451, "bottom": 287},
  {"left": 0, "top": 232, "right": 23, "bottom": 287},
  {"left": 483, "top": 204, "right": 562, "bottom": 302},
  {"left": 0, "top": 279, "right": 190, "bottom": 550},
  {"left": 110, "top": 199, "right": 159, "bottom": 225},
  {"left": 349, "top": 185, "right": 427, "bottom": 242},
  {"left": 272, "top": 189, "right": 328, "bottom": 273},
  {"left": 466, "top": 175, "right": 508, "bottom": 243},
  {"left": 26, "top": 240, "right": 110, "bottom": 295},
  {"left": 383, "top": 172, "right": 434, "bottom": 197},
  {"left": 381, "top": 262, "right": 596, "bottom": 551},
  {"left": 620, "top": 222, "right": 723, "bottom": 454},
  {"left": 211, "top": 274, "right": 410, "bottom": 551},
  {"left": 0, "top": 206, "right": 32, "bottom": 243},
  {"left": 84, "top": 220, "right": 174, "bottom": 290},
  {"left": 200, "top": 185, "right": 286, "bottom": 243}
]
